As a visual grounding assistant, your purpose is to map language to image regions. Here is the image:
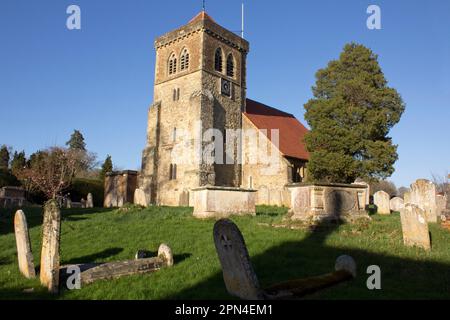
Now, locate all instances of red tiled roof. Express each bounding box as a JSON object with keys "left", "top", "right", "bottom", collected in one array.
[
  {"left": 244, "top": 99, "right": 310, "bottom": 161},
  {"left": 189, "top": 11, "right": 216, "bottom": 24}
]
